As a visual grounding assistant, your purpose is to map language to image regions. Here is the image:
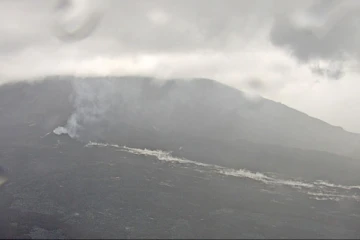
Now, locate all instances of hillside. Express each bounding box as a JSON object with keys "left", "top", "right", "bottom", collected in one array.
[
  {"left": 2, "top": 76, "right": 355, "bottom": 157},
  {"left": 0, "top": 76, "right": 359, "bottom": 183},
  {"left": 2, "top": 76, "right": 360, "bottom": 238}
]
